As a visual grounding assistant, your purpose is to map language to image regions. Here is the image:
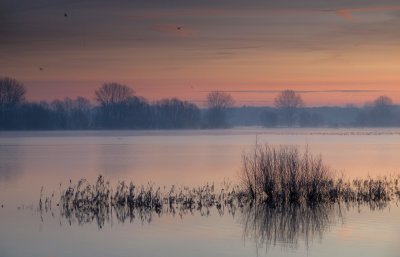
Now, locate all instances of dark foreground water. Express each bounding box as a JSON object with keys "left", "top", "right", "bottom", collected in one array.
[{"left": 1, "top": 128, "right": 399, "bottom": 257}]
